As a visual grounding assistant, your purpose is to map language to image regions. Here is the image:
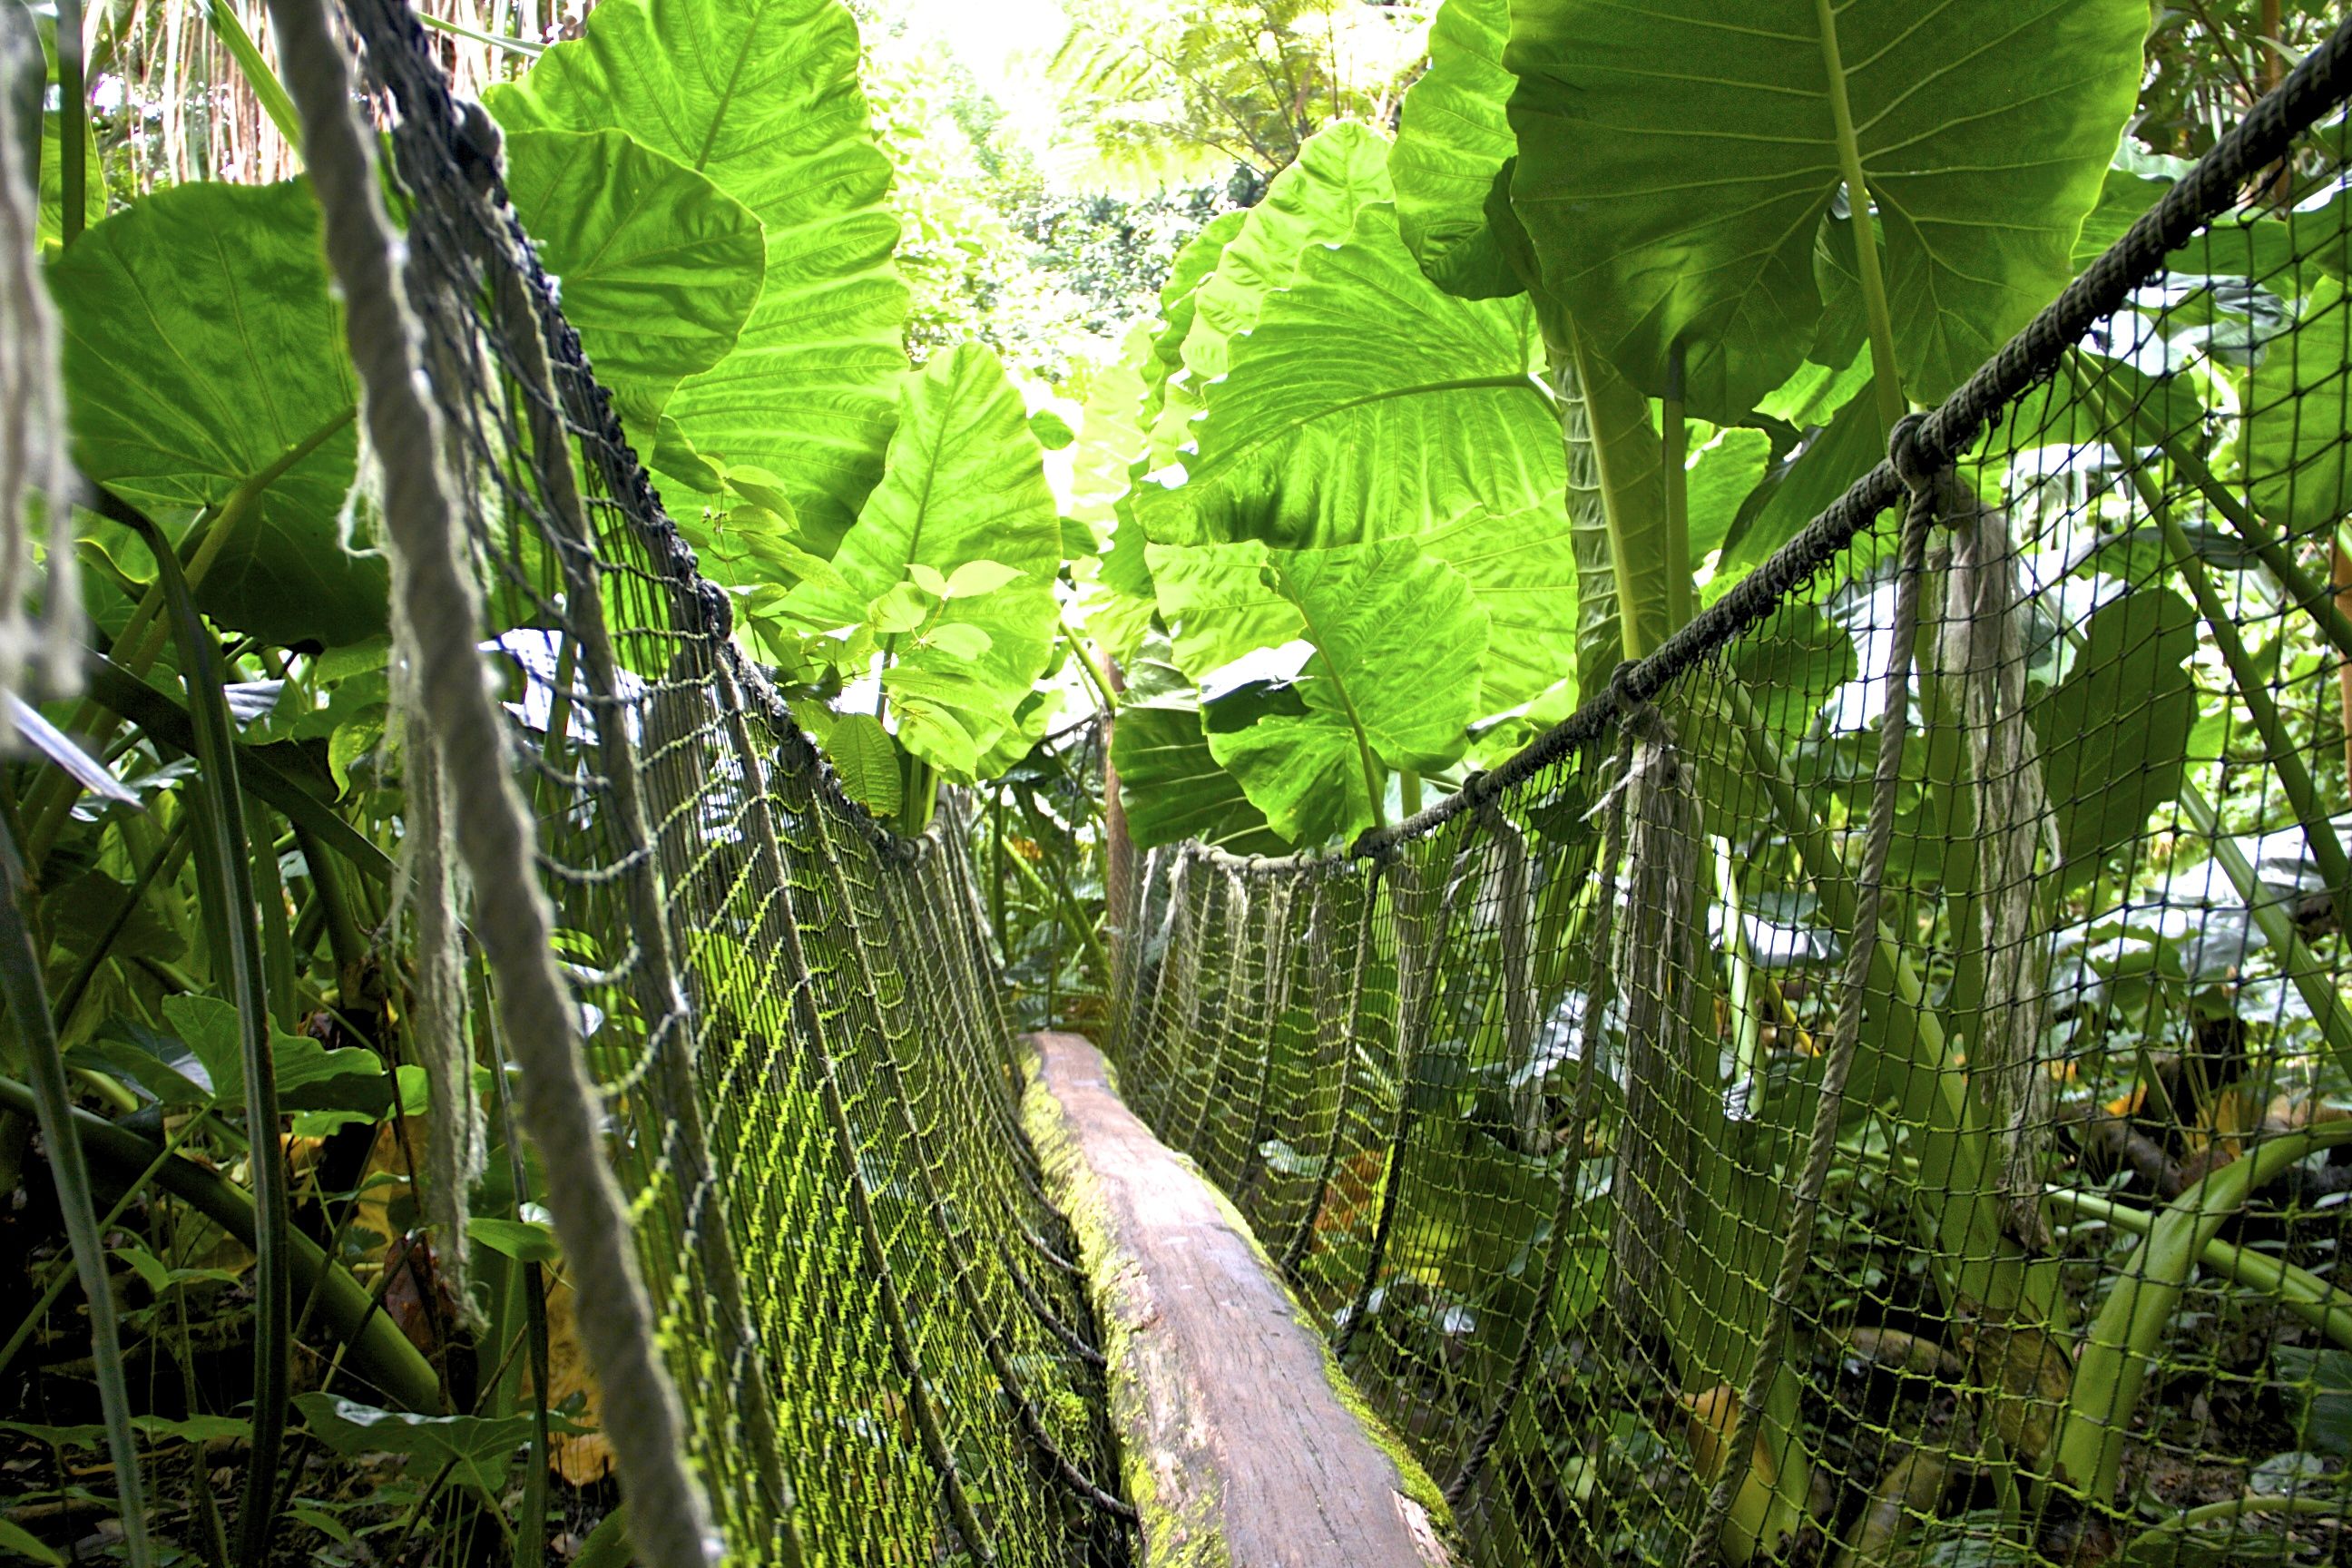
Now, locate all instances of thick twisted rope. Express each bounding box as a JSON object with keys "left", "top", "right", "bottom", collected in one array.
[
  {"left": 1677, "top": 413, "right": 1942, "bottom": 1568},
  {"left": 265, "top": 4, "right": 717, "bottom": 1563}
]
